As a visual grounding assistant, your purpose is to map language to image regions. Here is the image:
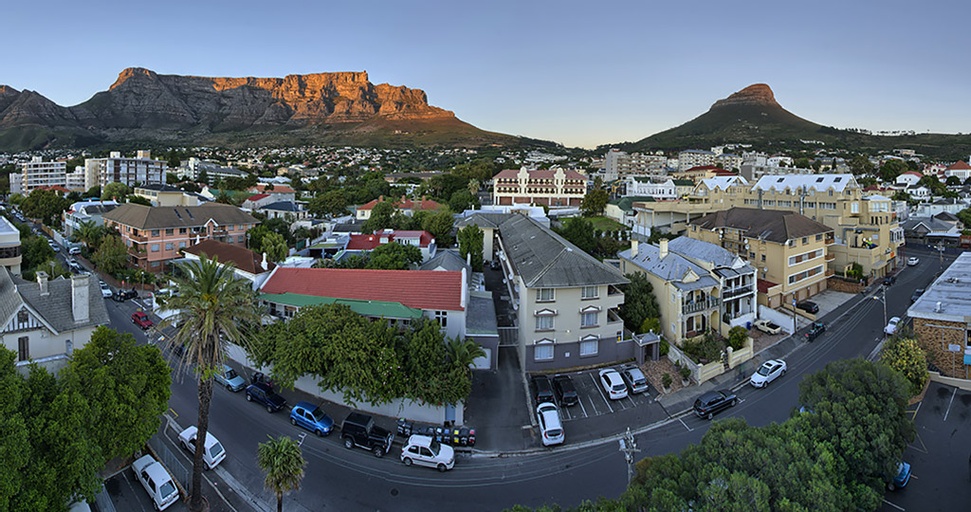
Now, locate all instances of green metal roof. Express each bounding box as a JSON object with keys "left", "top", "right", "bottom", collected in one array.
[
  {"left": 609, "top": 196, "right": 655, "bottom": 211},
  {"left": 260, "top": 293, "right": 424, "bottom": 319}
]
